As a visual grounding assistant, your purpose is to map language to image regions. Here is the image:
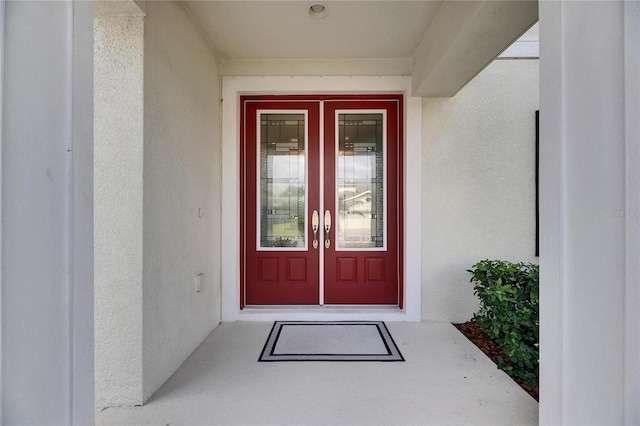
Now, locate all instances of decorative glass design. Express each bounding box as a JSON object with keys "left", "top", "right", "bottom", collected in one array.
[
  {"left": 337, "top": 113, "right": 384, "bottom": 249},
  {"left": 259, "top": 113, "right": 306, "bottom": 248}
]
